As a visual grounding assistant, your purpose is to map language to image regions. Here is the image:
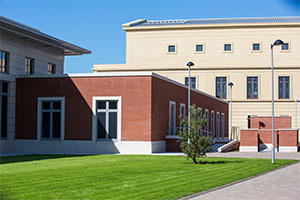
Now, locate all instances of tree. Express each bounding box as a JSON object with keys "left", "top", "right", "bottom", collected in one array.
[{"left": 177, "top": 104, "right": 214, "bottom": 164}]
